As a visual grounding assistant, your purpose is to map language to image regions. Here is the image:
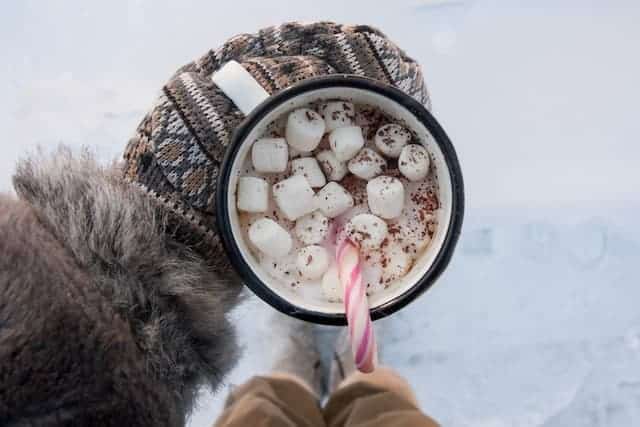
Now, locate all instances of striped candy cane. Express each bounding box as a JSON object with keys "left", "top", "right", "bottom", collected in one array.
[{"left": 336, "top": 237, "right": 377, "bottom": 373}]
